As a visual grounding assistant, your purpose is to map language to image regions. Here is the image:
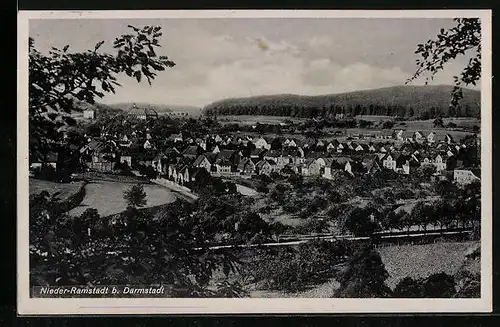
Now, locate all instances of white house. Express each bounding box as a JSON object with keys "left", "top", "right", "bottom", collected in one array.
[
  {"left": 382, "top": 154, "right": 396, "bottom": 171},
  {"left": 433, "top": 154, "right": 447, "bottom": 172},
  {"left": 83, "top": 109, "right": 95, "bottom": 119}
]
